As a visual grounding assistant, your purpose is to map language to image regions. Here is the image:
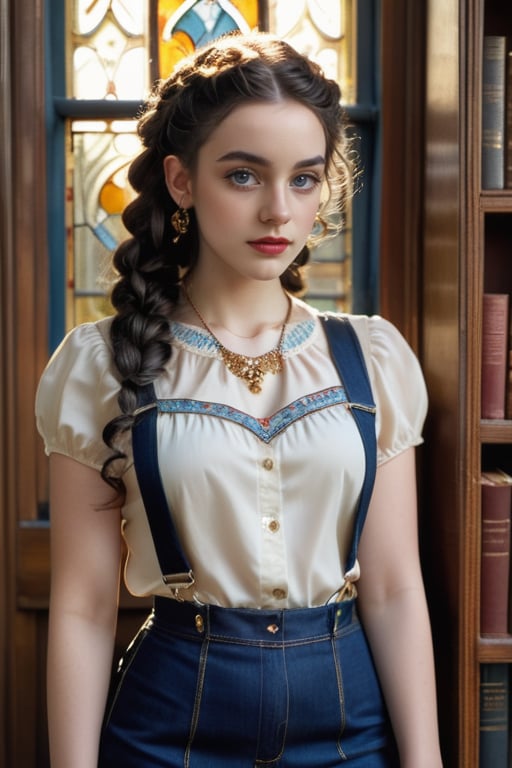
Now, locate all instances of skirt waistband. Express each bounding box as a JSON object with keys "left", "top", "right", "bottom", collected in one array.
[{"left": 152, "top": 596, "right": 358, "bottom": 644}]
